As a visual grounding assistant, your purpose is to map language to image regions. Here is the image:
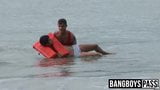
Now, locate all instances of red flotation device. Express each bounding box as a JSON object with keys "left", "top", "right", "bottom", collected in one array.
[
  {"left": 48, "top": 33, "right": 69, "bottom": 57},
  {"left": 33, "top": 33, "right": 69, "bottom": 58},
  {"left": 33, "top": 41, "right": 57, "bottom": 58}
]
